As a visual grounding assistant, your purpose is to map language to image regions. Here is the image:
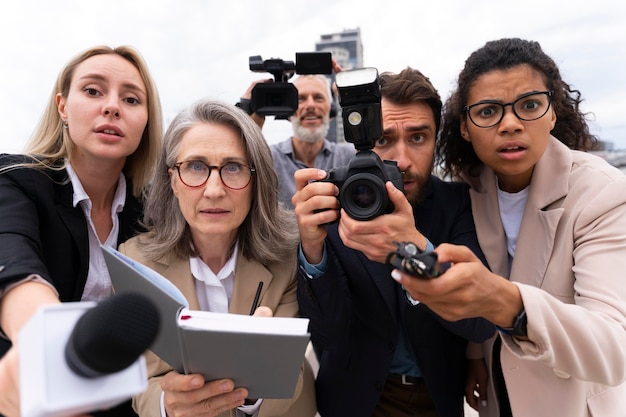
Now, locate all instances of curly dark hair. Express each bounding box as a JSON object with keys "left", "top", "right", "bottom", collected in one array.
[{"left": 436, "top": 38, "right": 598, "bottom": 179}]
